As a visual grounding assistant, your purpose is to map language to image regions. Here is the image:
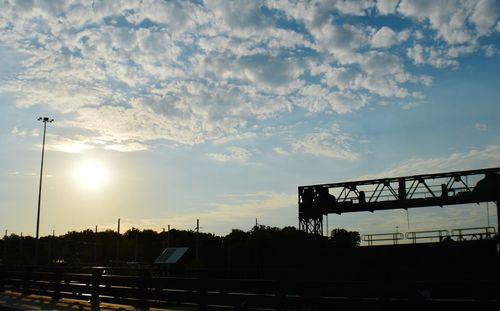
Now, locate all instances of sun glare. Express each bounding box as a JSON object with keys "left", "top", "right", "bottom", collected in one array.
[{"left": 74, "top": 160, "right": 109, "bottom": 189}]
